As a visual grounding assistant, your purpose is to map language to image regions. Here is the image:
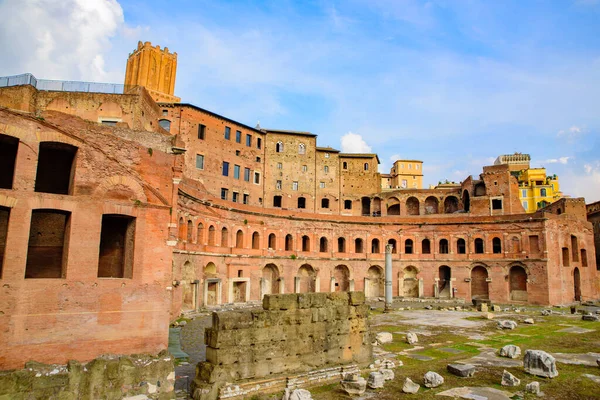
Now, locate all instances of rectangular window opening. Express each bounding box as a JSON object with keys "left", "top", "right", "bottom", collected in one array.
[
  {"left": 232, "top": 192, "right": 239, "bottom": 203},
  {"left": 198, "top": 124, "right": 206, "bottom": 140},
  {"left": 98, "top": 214, "right": 135, "bottom": 278},
  {"left": 235, "top": 130, "right": 241, "bottom": 143},
  {"left": 221, "top": 188, "right": 228, "bottom": 200},
  {"left": 257, "top": 138, "right": 262, "bottom": 149},
  {"left": 224, "top": 126, "right": 231, "bottom": 140},
  {"left": 25, "top": 210, "right": 71, "bottom": 279},
  {"left": 492, "top": 199, "right": 503, "bottom": 210},
  {"left": 0, "top": 135, "right": 19, "bottom": 189},
  {"left": 35, "top": 142, "right": 78, "bottom": 195},
  {"left": 234, "top": 165, "right": 240, "bottom": 179},
  {"left": 246, "top": 134, "right": 252, "bottom": 147},
  {"left": 243, "top": 194, "right": 249, "bottom": 205},
  {"left": 222, "top": 161, "right": 229, "bottom": 177},
  {"left": 196, "top": 154, "right": 204, "bottom": 170}
]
